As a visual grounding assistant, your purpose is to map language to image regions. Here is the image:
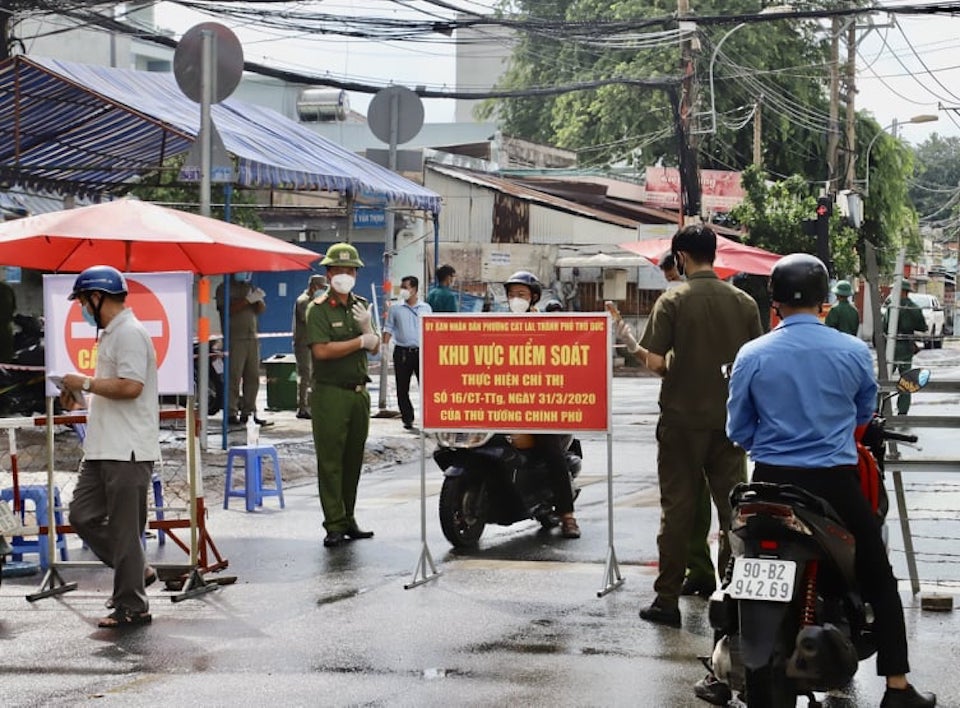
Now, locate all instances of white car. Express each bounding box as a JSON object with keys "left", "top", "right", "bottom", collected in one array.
[{"left": 881, "top": 292, "right": 945, "bottom": 349}]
